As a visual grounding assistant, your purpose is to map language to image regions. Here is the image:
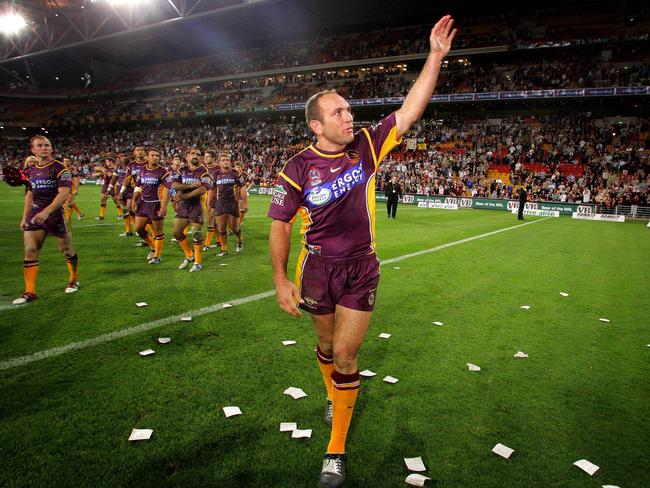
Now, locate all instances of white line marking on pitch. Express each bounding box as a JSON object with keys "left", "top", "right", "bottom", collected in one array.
[{"left": 0, "top": 217, "right": 550, "bottom": 371}]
